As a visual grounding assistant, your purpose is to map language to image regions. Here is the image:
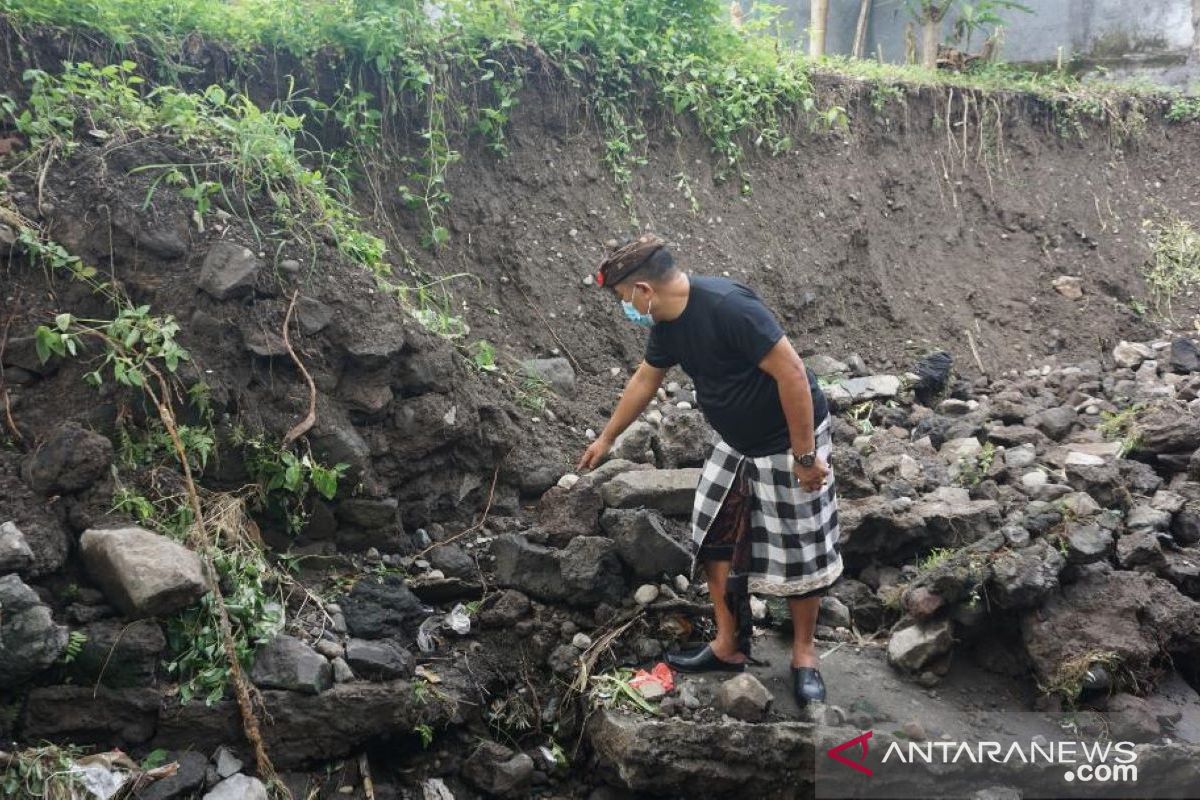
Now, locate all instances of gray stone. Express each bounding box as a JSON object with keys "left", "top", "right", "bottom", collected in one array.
[
  {"left": 491, "top": 534, "right": 626, "bottom": 606},
  {"left": 0, "top": 574, "right": 68, "bottom": 688},
  {"left": 634, "top": 584, "right": 660, "bottom": 605},
  {"left": 20, "top": 685, "right": 161, "bottom": 746},
  {"left": 214, "top": 746, "right": 243, "bottom": 779},
  {"left": 887, "top": 620, "right": 953, "bottom": 673},
  {"left": 1126, "top": 504, "right": 1172, "bottom": 531},
  {"left": 818, "top": 596, "right": 853, "bottom": 629},
  {"left": 340, "top": 321, "right": 406, "bottom": 370},
  {"left": 1061, "top": 522, "right": 1114, "bottom": 564},
  {"left": 65, "top": 618, "right": 165, "bottom": 688},
  {"left": 520, "top": 357, "right": 575, "bottom": 396},
  {"left": 198, "top": 242, "right": 261, "bottom": 301},
  {"left": 23, "top": 422, "right": 113, "bottom": 495},
  {"left": 203, "top": 774, "right": 268, "bottom": 800},
  {"left": 344, "top": 638, "right": 414, "bottom": 680},
  {"left": 428, "top": 543, "right": 475, "bottom": 579},
  {"left": 311, "top": 422, "right": 371, "bottom": 480},
  {"left": 1116, "top": 531, "right": 1166, "bottom": 570},
  {"left": 80, "top": 527, "right": 207, "bottom": 618},
  {"left": 250, "top": 635, "right": 332, "bottom": 695},
  {"left": 335, "top": 497, "right": 398, "bottom": 528},
  {"left": 135, "top": 751, "right": 207, "bottom": 800},
  {"left": 658, "top": 411, "right": 712, "bottom": 468},
  {"left": 0, "top": 520, "right": 34, "bottom": 573},
  {"left": 477, "top": 589, "right": 530, "bottom": 628},
  {"left": 1137, "top": 405, "right": 1200, "bottom": 454},
  {"left": 462, "top": 741, "right": 535, "bottom": 799},
  {"left": 1105, "top": 693, "right": 1163, "bottom": 742},
  {"left": 1027, "top": 406, "right": 1077, "bottom": 441},
  {"left": 600, "top": 469, "right": 702, "bottom": 516},
  {"left": 988, "top": 539, "right": 1065, "bottom": 610},
  {"left": 340, "top": 574, "right": 431, "bottom": 639},
  {"left": 600, "top": 509, "right": 691, "bottom": 579},
  {"left": 839, "top": 375, "right": 901, "bottom": 401},
  {"left": 611, "top": 420, "right": 657, "bottom": 463},
  {"left": 1113, "top": 341, "right": 1153, "bottom": 369},
  {"left": 716, "top": 673, "right": 773, "bottom": 722},
  {"left": 806, "top": 355, "right": 849, "bottom": 375},
  {"left": 1170, "top": 338, "right": 1200, "bottom": 374},
  {"left": 331, "top": 657, "right": 354, "bottom": 683},
  {"left": 1003, "top": 443, "right": 1038, "bottom": 468},
  {"left": 296, "top": 296, "right": 333, "bottom": 334}
]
